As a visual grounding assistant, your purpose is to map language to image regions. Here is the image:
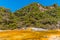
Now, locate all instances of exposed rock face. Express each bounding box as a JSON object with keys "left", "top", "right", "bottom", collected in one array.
[
  {"left": 56, "top": 21, "right": 60, "bottom": 29},
  {"left": 38, "top": 3, "right": 48, "bottom": 12}
]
